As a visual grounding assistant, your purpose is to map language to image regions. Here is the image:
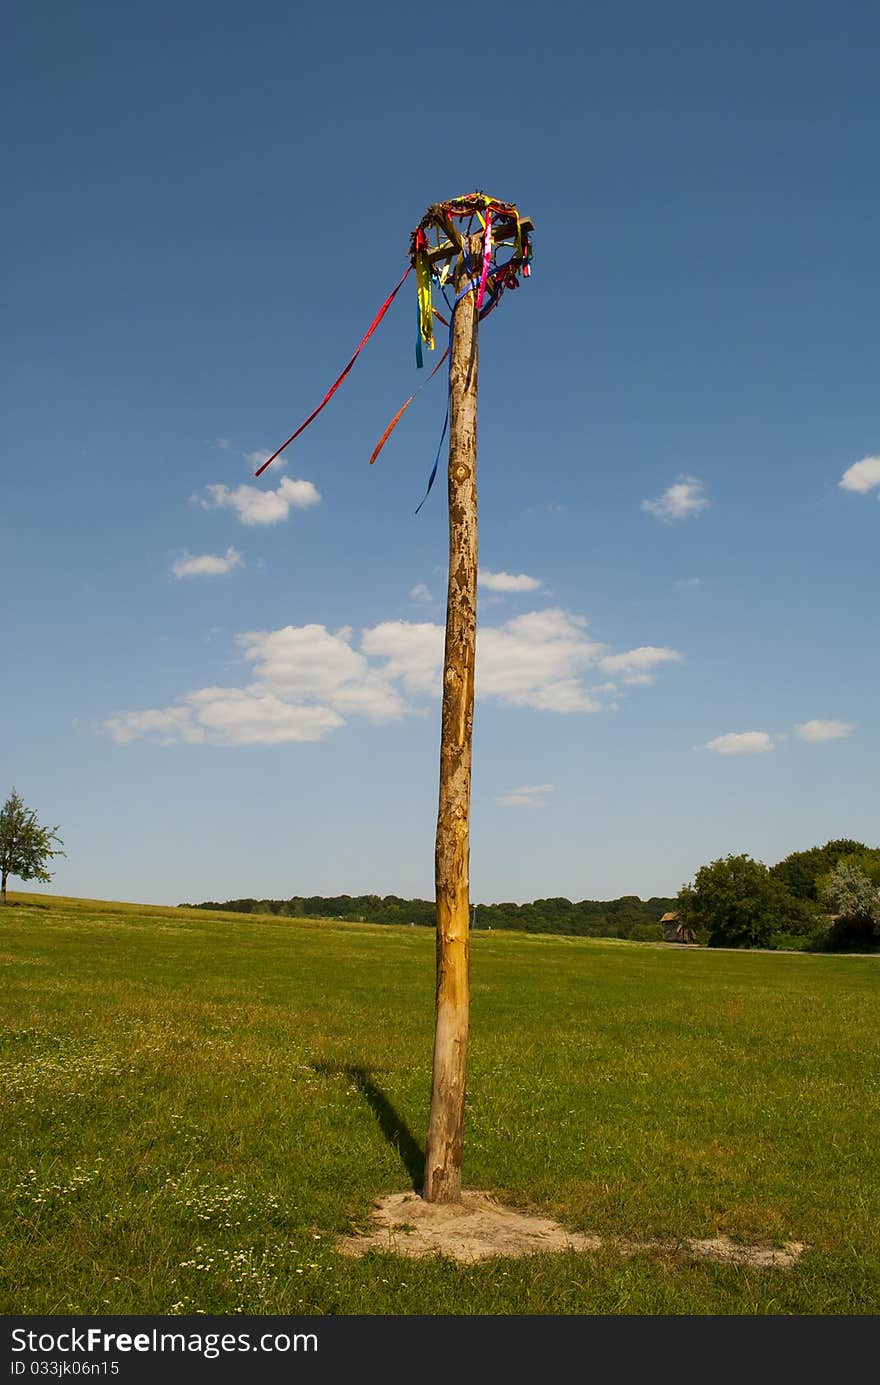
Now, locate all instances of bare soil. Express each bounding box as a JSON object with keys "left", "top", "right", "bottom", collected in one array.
[{"left": 337, "top": 1191, "right": 805, "bottom": 1267}]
